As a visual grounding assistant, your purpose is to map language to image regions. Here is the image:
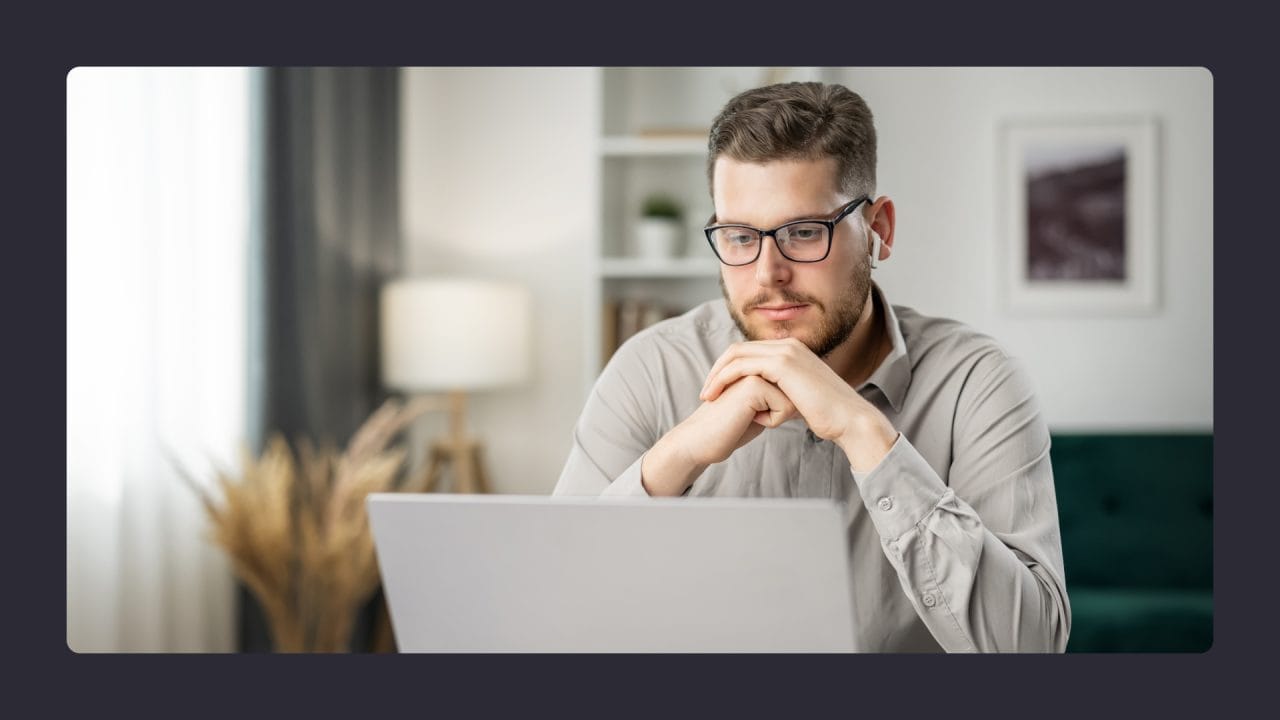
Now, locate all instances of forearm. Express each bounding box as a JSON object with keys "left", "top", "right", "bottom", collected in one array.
[
  {"left": 853, "top": 435, "right": 1070, "bottom": 653},
  {"left": 553, "top": 414, "right": 709, "bottom": 498},
  {"left": 885, "top": 492, "right": 1070, "bottom": 652},
  {"left": 634, "top": 377, "right": 782, "bottom": 496}
]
